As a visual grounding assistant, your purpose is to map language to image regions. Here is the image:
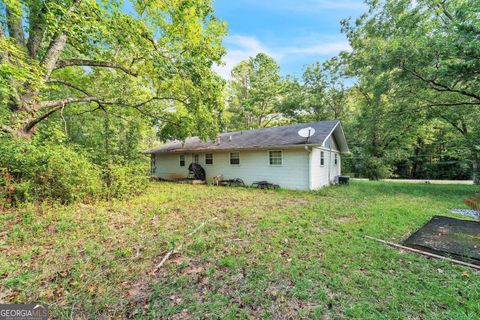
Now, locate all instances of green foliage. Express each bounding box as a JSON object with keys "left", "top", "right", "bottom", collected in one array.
[
  {"left": 0, "top": 37, "right": 42, "bottom": 106},
  {"left": 362, "top": 157, "right": 392, "bottom": 180},
  {"left": 281, "top": 58, "right": 350, "bottom": 123},
  {"left": 227, "top": 53, "right": 286, "bottom": 130},
  {"left": 0, "top": 139, "right": 101, "bottom": 204},
  {"left": 0, "top": 138, "right": 148, "bottom": 205},
  {"left": 342, "top": 0, "right": 480, "bottom": 183},
  {"left": 1, "top": 0, "right": 226, "bottom": 140},
  {"left": 102, "top": 162, "right": 149, "bottom": 200}
]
